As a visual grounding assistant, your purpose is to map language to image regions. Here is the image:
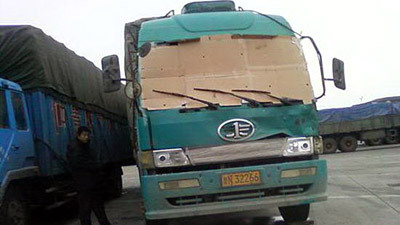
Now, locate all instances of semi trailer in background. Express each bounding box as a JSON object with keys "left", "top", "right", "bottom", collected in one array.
[
  {"left": 0, "top": 25, "right": 132, "bottom": 225},
  {"left": 319, "top": 97, "right": 400, "bottom": 153},
  {"left": 101, "top": 1, "right": 346, "bottom": 224}
]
